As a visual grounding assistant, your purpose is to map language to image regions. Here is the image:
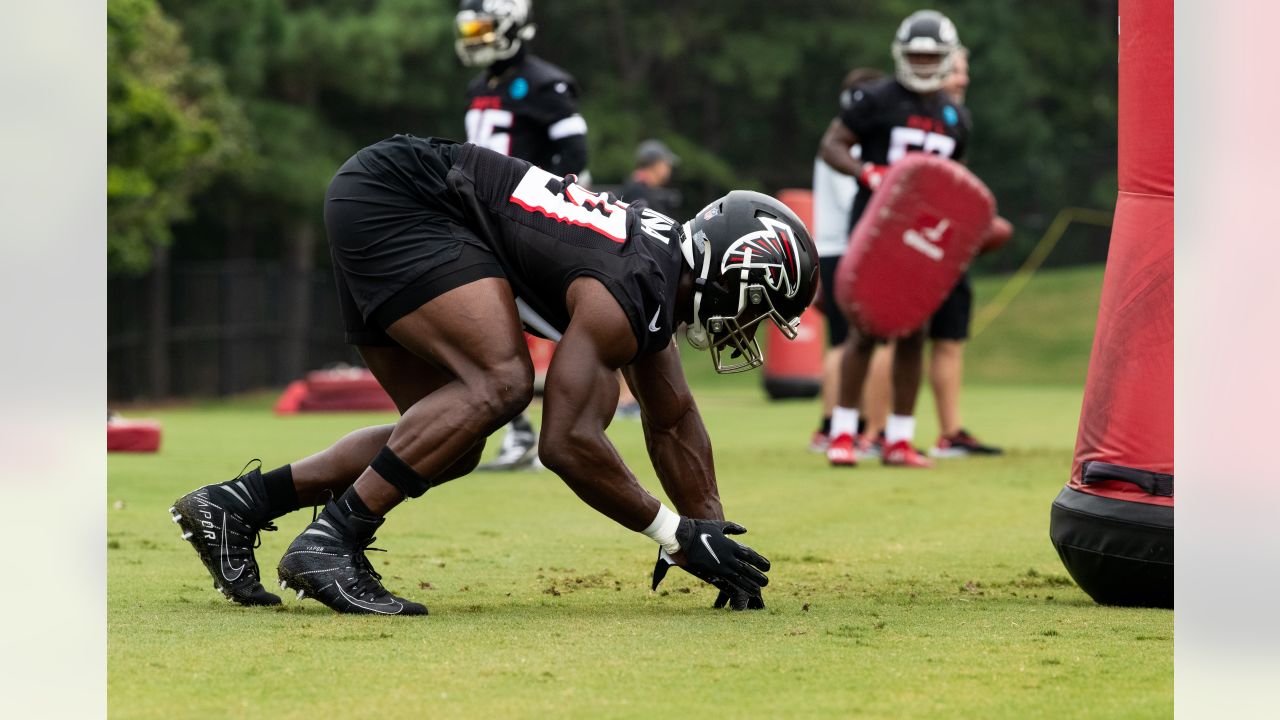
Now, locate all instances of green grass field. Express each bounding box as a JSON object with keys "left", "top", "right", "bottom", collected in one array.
[{"left": 107, "top": 264, "right": 1172, "bottom": 719}]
